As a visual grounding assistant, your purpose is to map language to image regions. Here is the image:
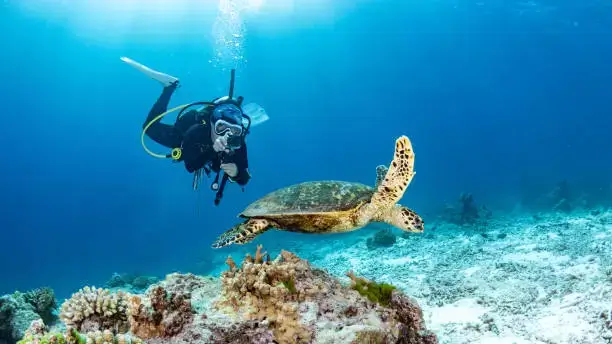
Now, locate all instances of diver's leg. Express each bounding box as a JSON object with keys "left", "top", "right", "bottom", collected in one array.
[
  {"left": 142, "top": 82, "right": 183, "bottom": 148},
  {"left": 143, "top": 81, "right": 179, "bottom": 127}
]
